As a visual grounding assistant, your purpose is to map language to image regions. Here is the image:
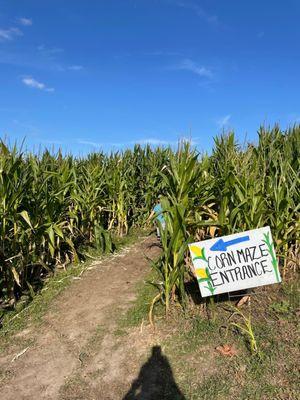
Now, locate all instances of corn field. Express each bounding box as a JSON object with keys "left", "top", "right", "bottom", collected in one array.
[{"left": 0, "top": 126, "right": 299, "bottom": 311}]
